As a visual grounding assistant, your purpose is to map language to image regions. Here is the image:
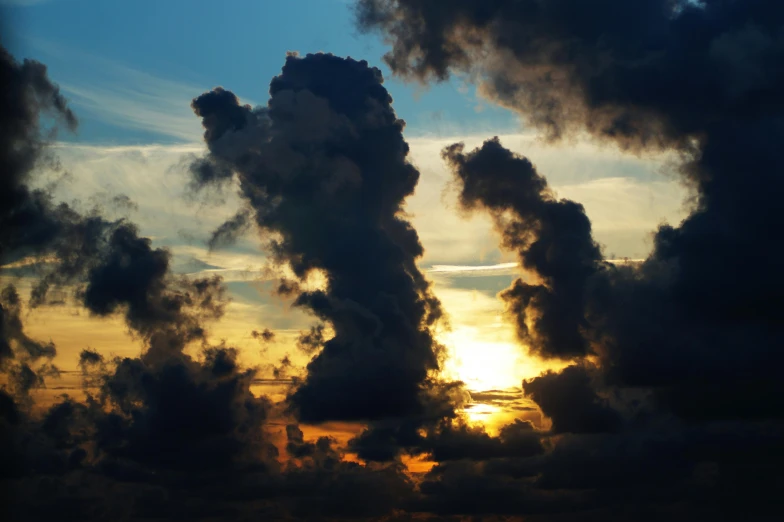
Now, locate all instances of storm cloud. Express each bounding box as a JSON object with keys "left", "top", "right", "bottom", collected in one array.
[
  {"left": 443, "top": 137, "right": 604, "bottom": 359},
  {"left": 0, "top": 43, "right": 77, "bottom": 414},
  {"left": 5, "top": 0, "right": 784, "bottom": 517},
  {"left": 1, "top": 44, "right": 424, "bottom": 521},
  {"left": 189, "top": 52, "right": 452, "bottom": 427},
  {"left": 360, "top": 0, "right": 784, "bottom": 518}
]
